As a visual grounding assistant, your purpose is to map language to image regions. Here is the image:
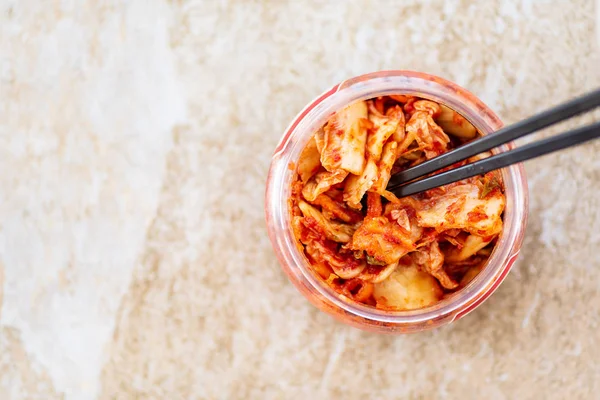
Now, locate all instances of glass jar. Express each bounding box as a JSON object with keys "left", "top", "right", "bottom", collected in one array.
[{"left": 264, "top": 70, "right": 529, "bottom": 333}]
